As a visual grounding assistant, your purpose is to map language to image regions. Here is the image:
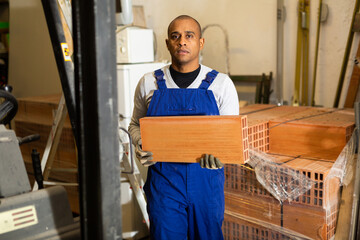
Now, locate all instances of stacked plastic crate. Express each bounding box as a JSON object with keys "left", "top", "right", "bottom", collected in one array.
[{"left": 223, "top": 104, "right": 355, "bottom": 240}]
